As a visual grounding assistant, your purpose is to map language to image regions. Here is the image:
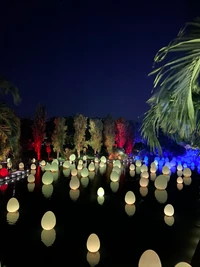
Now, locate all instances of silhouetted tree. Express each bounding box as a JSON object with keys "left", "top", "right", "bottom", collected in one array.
[
  {"left": 74, "top": 114, "right": 87, "bottom": 158},
  {"left": 103, "top": 115, "right": 115, "bottom": 154}
]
